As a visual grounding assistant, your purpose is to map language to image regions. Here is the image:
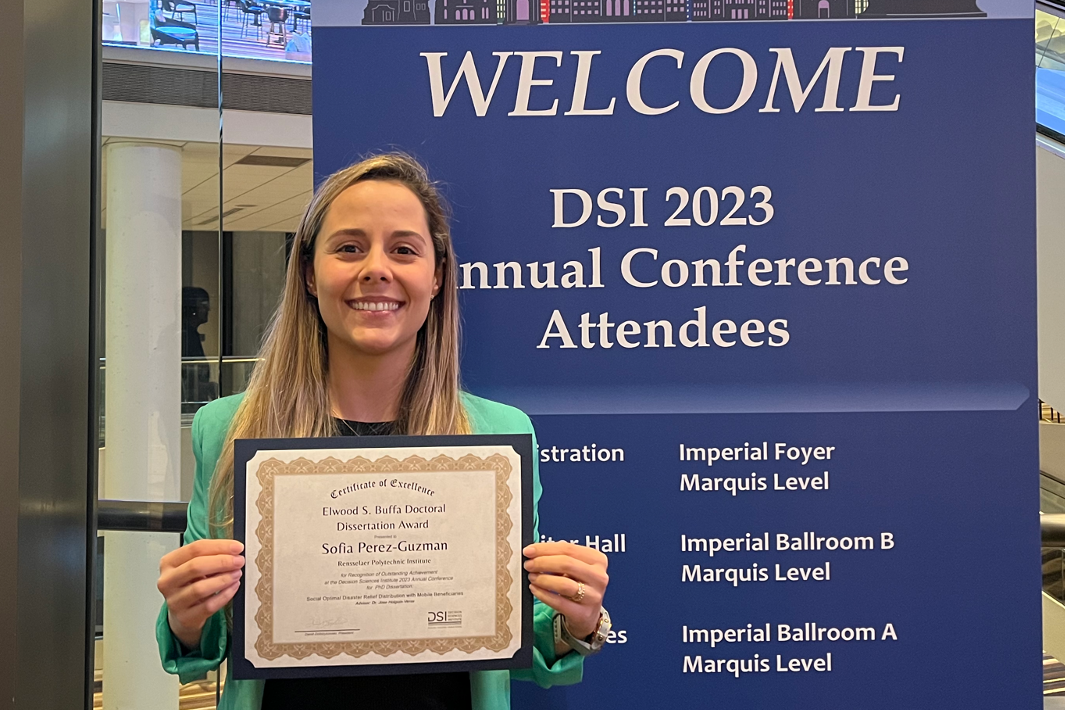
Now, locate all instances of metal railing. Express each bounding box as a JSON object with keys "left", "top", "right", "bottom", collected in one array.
[
  {"left": 95, "top": 500, "right": 221, "bottom": 707},
  {"left": 1046, "top": 515, "right": 1065, "bottom": 548},
  {"left": 1045, "top": 400, "right": 1065, "bottom": 424},
  {"left": 97, "top": 500, "right": 188, "bottom": 533},
  {"left": 96, "top": 500, "right": 1065, "bottom": 544}
]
